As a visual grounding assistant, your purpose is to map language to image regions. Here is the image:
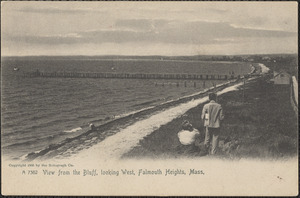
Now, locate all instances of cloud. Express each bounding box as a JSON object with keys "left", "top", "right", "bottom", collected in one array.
[
  {"left": 3, "top": 20, "right": 297, "bottom": 48},
  {"left": 4, "top": 33, "right": 80, "bottom": 45},
  {"left": 173, "top": 21, "right": 296, "bottom": 38},
  {"left": 17, "top": 7, "right": 105, "bottom": 14},
  {"left": 208, "top": 7, "right": 229, "bottom": 14},
  {"left": 115, "top": 19, "right": 170, "bottom": 31},
  {"left": 2, "top": 2, "right": 297, "bottom": 56}
]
